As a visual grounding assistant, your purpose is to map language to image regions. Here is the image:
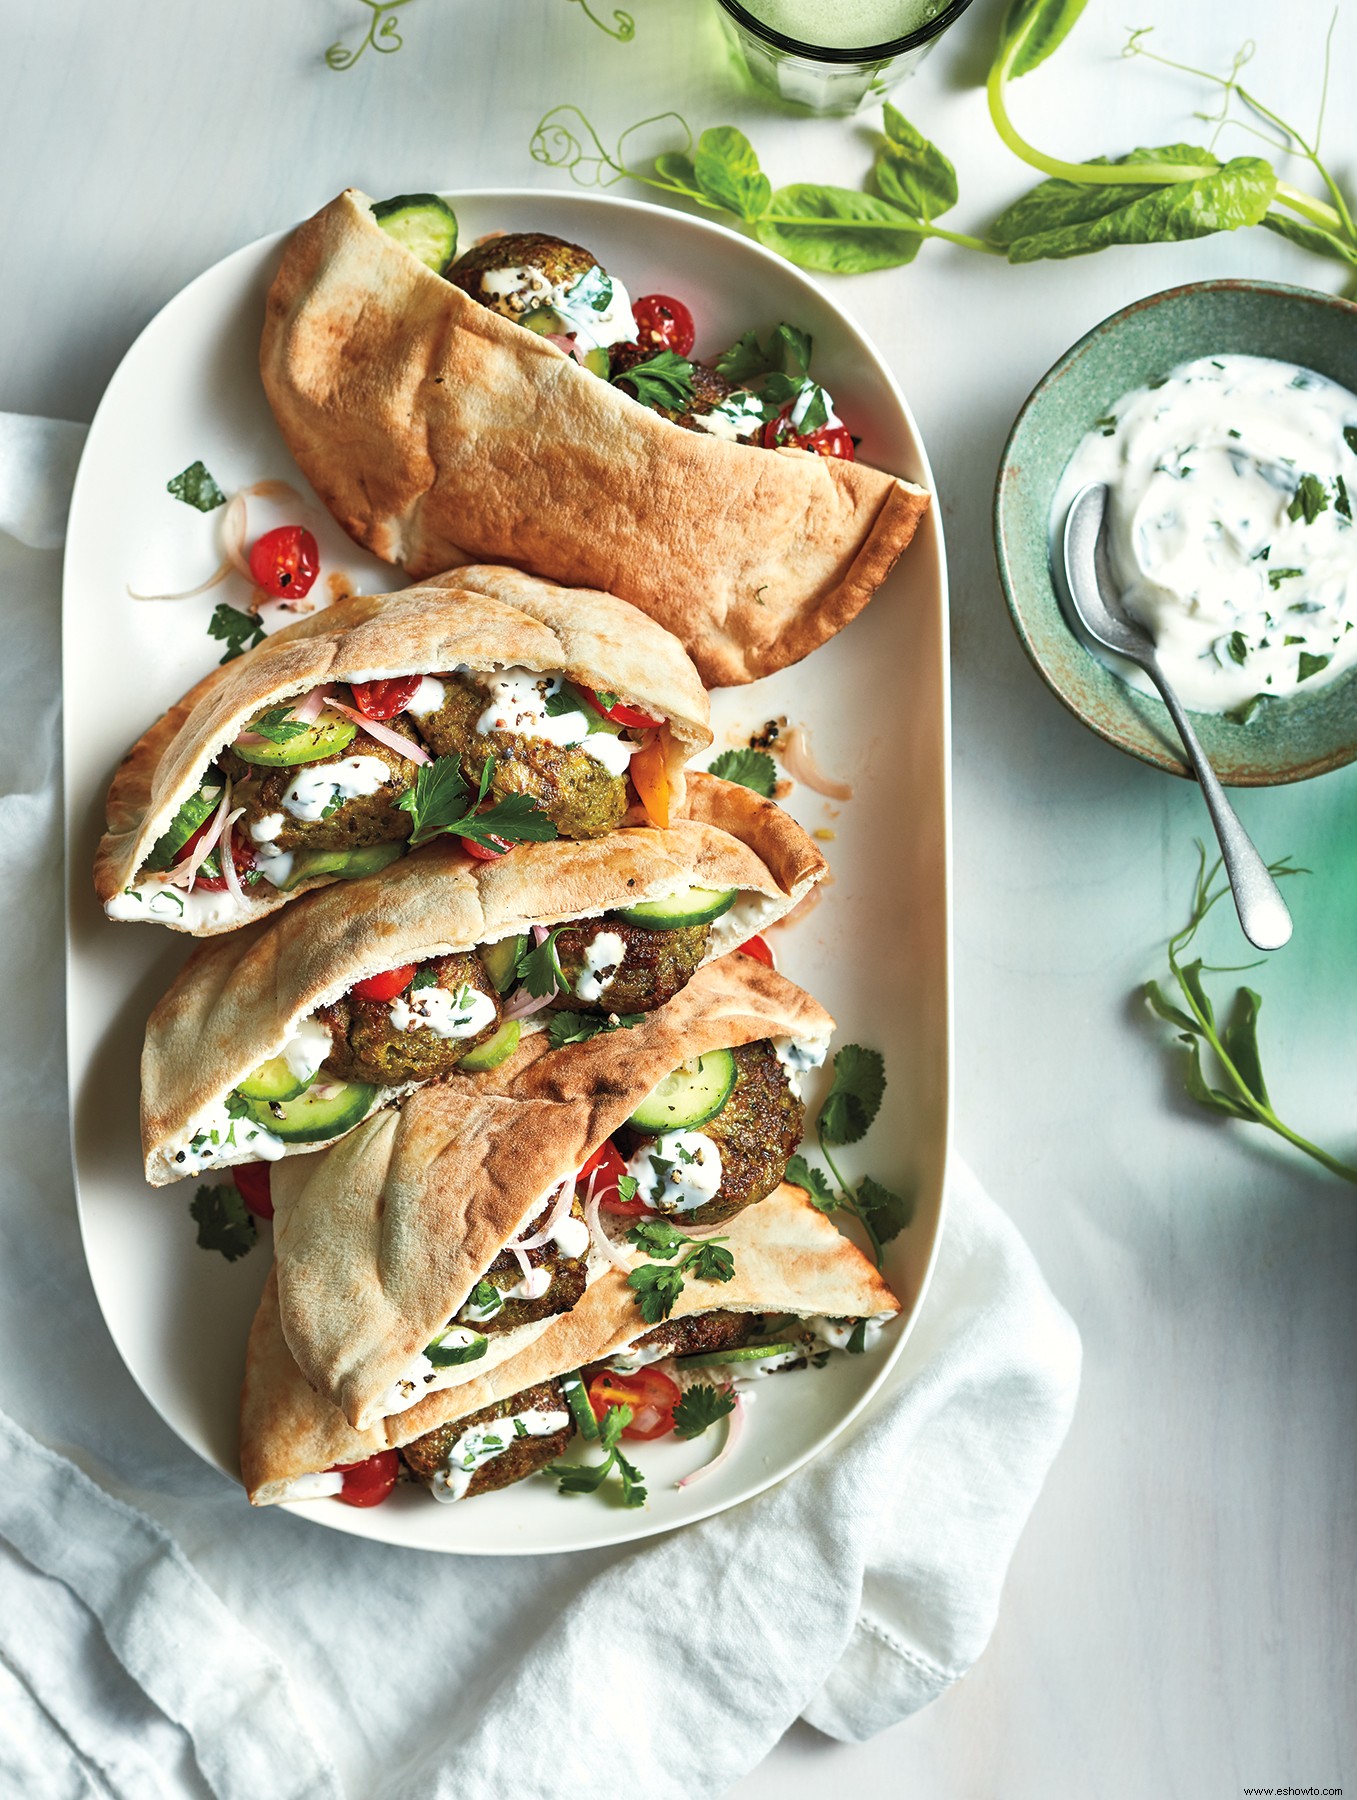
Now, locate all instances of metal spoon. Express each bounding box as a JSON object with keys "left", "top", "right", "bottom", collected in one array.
[{"left": 1062, "top": 482, "right": 1293, "bottom": 951}]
